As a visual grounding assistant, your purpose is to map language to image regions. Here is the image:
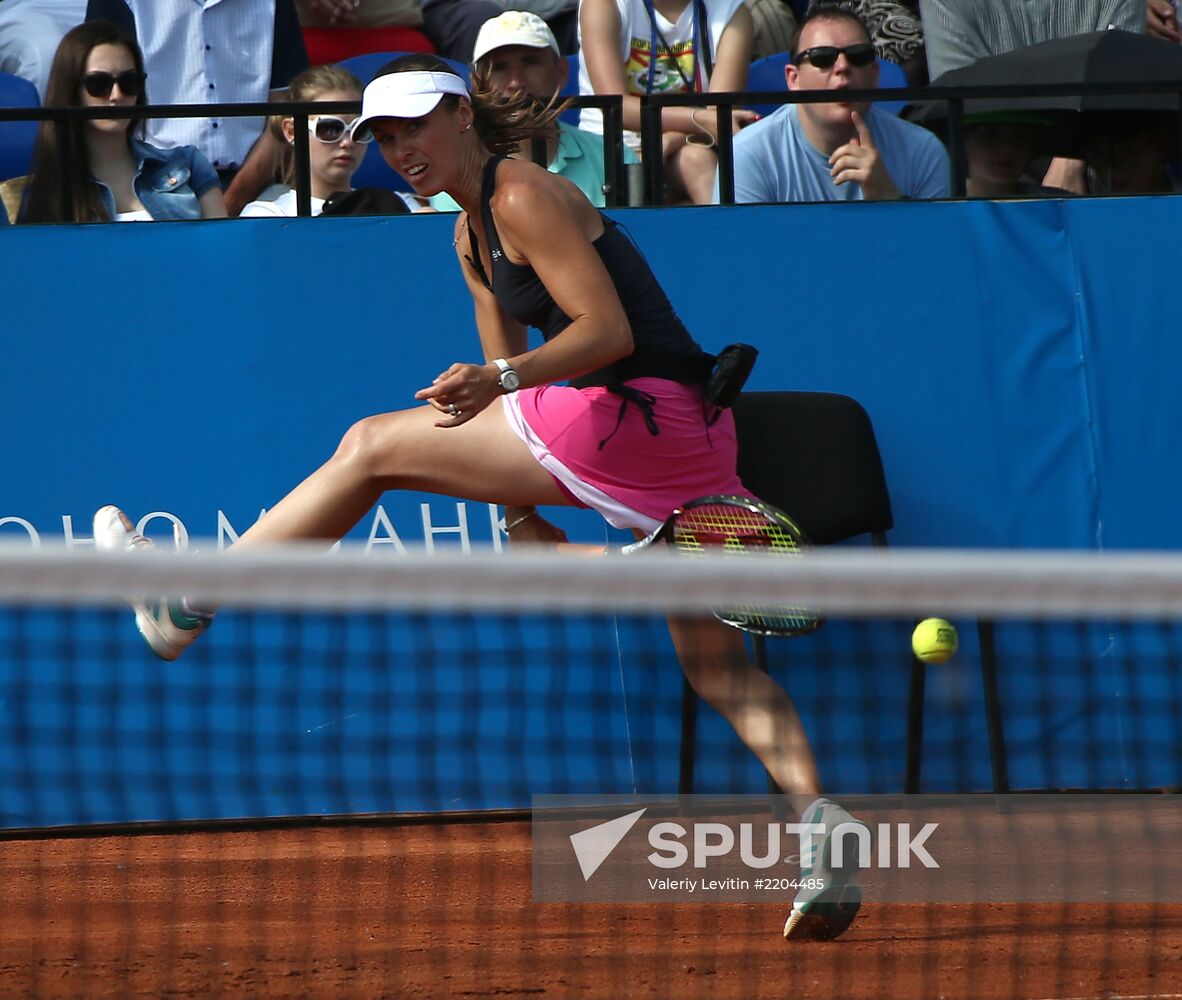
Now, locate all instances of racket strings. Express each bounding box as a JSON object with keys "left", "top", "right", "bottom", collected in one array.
[
  {"left": 673, "top": 508, "right": 796, "bottom": 549},
  {"left": 667, "top": 500, "right": 819, "bottom": 637}
]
